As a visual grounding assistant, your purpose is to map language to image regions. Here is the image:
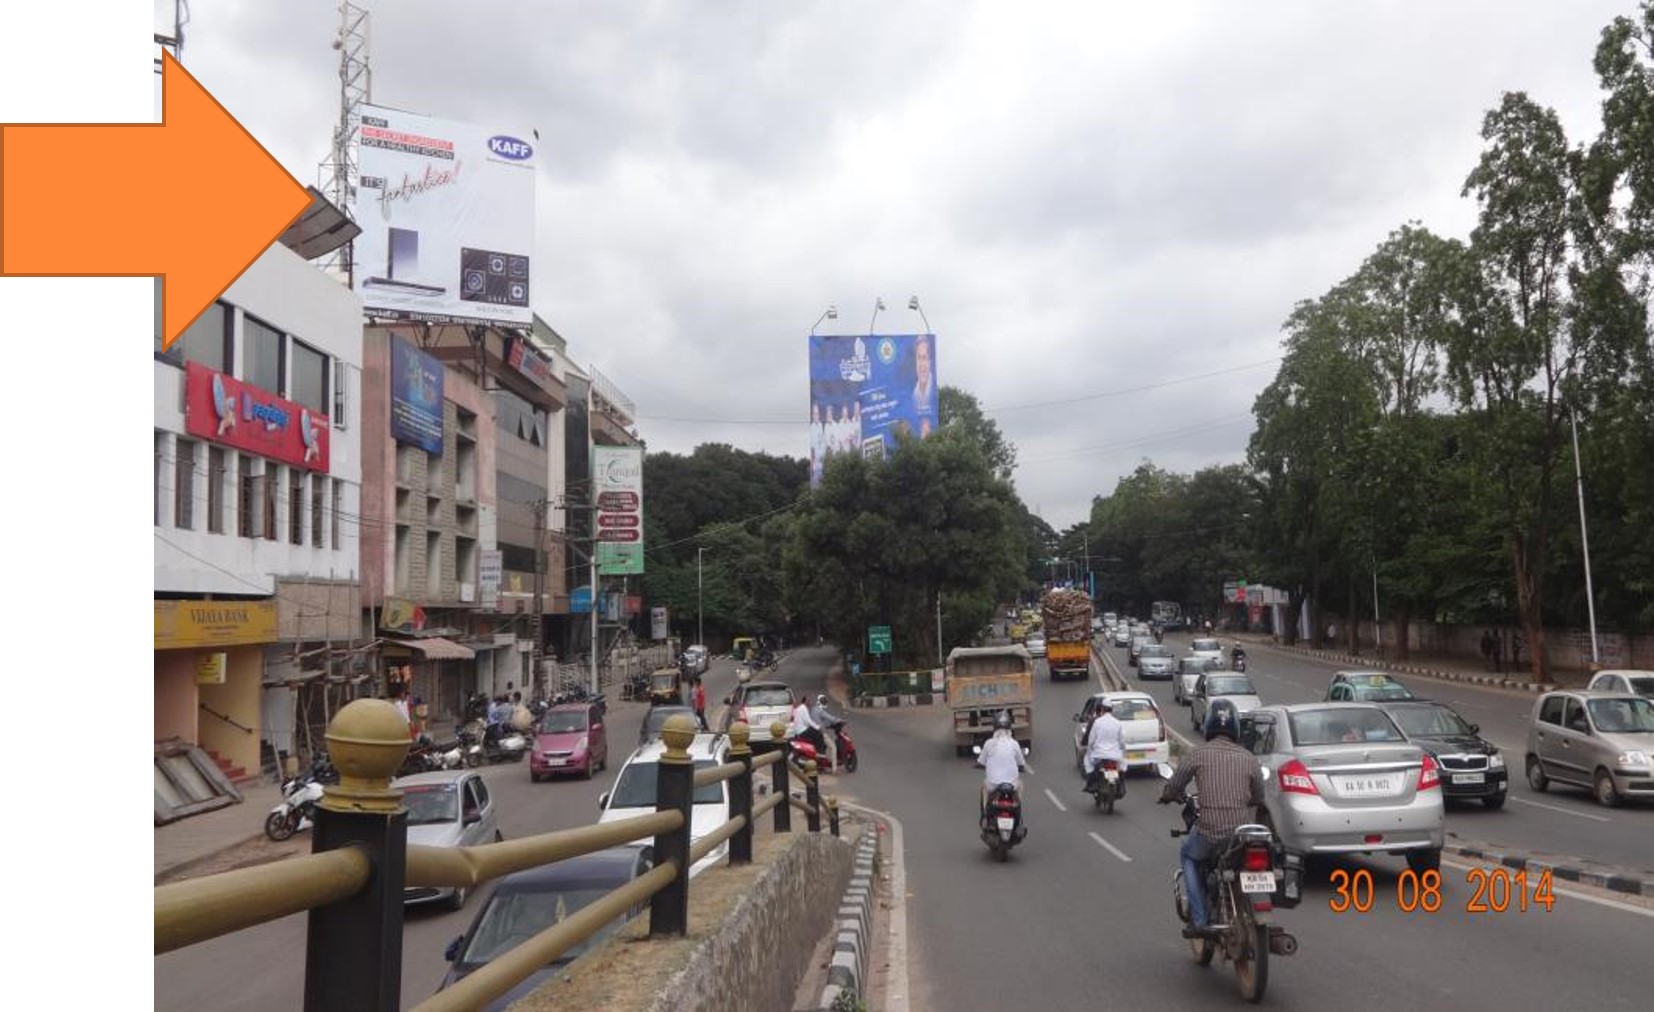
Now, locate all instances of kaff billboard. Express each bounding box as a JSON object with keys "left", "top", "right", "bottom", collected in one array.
[
  {"left": 390, "top": 338, "right": 444, "bottom": 454},
  {"left": 808, "top": 333, "right": 938, "bottom": 486},
  {"left": 183, "top": 362, "right": 330, "bottom": 472},
  {"left": 593, "top": 445, "right": 645, "bottom": 575},
  {"left": 353, "top": 105, "right": 537, "bottom": 326}
]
